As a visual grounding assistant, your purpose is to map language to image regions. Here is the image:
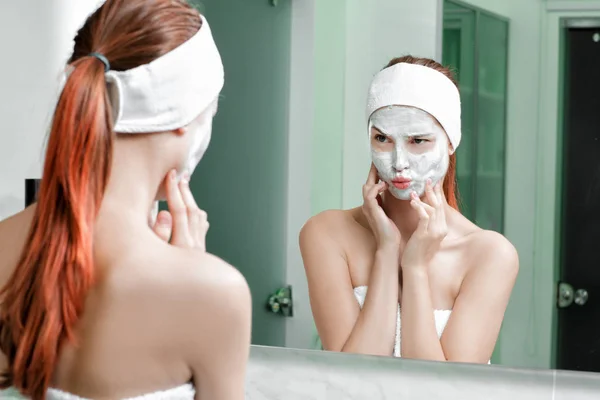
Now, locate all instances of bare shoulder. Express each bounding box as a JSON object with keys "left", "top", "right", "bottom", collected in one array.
[
  {"left": 300, "top": 209, "right": 353, "bottom": 235},
  {"left": 101, "top": 245, "right": 251, "bottom": 382},
  {"left": 175, "top": 251, "right": 251, "bottom": 344},
  {"left": 0, "top": 204, "right": 36, "bottom": 241},
  {"left": 299, "top": 208, "right": 363, "bottom": 266},
  {"left": 151, "top": 249, "right": 250, "bottom": 314},
  {"left": 464, "top": 229, "right": 519, "bottom": 277},
  {"left": 109, "top": 246, "right": 251, "bottom": 338},
  {"left": 176, "top": 250, "right": 249, "bottom": 296},
  {"left": 299, "top": 208, "right": 363, "bottom": 245},
  {"left": 163, "top": 251, "right": 251, "bottom": 367},
  {"left": 0, "top": 205, "right": 36, "bottom": 281}
]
